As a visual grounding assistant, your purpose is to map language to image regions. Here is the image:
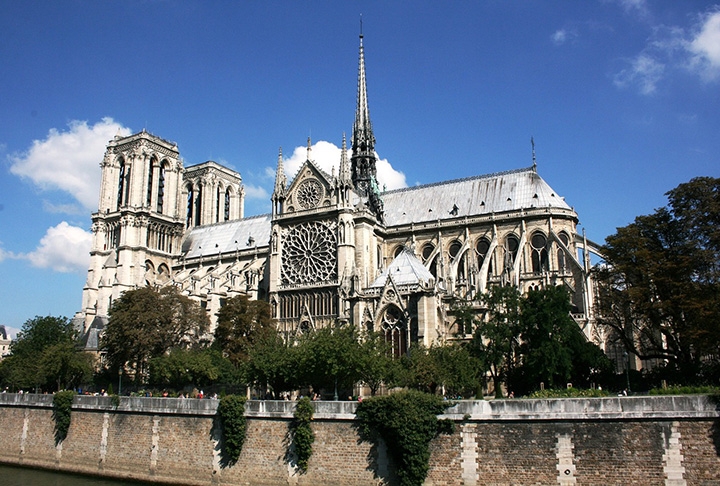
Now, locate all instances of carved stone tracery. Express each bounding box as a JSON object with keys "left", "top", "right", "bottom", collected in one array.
[{"left": 281, "top": 221, "right": 337, "bottom": 285}]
